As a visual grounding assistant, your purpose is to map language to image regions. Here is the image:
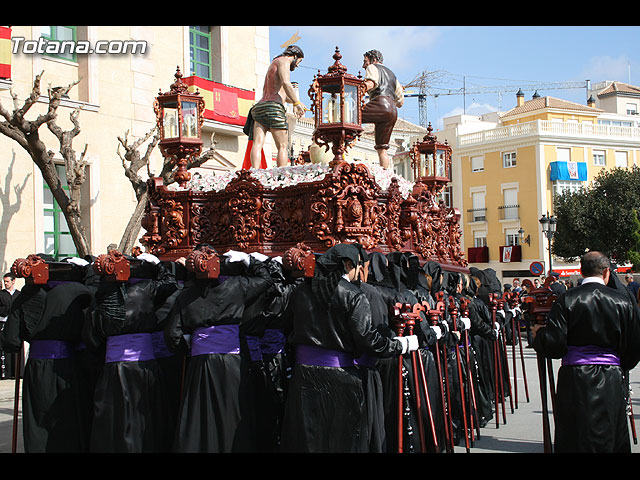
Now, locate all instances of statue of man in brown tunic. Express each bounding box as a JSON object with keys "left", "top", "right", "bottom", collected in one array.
[{"left": 361, "top": 49, "right": 404, "bottom": 169}]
